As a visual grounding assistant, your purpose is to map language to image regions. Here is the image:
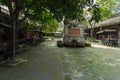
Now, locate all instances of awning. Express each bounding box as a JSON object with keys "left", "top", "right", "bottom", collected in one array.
[
  {"left": 0, "top": 22, "right": 12, "bottom": 28},
  {"left": 96, "top": 29, "right": 117, "bottom": 34},
  {"left": 28, "top": 29, "right": 41, "bottom": 32}
]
